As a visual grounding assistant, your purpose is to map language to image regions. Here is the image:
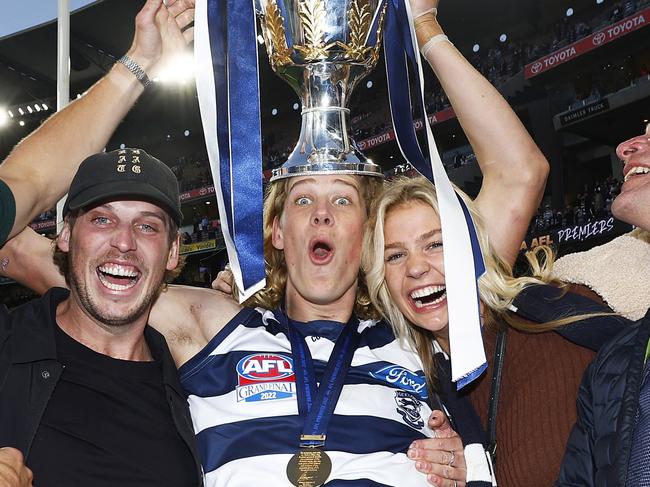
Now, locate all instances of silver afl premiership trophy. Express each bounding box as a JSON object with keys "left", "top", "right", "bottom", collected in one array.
[{"left": 256, "top": 0, "right": 387, "bottom": 180}]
